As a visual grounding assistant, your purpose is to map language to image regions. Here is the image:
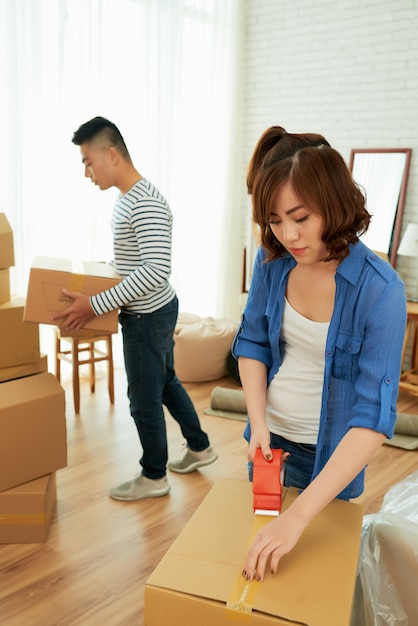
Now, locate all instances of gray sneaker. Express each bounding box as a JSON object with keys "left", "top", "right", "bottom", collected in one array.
[
  {"left": 109, "top": 473, "right": 170, "bottom": 501},
  {"left": 168, "top": 445, "right": 218, "bottom": 474}
]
